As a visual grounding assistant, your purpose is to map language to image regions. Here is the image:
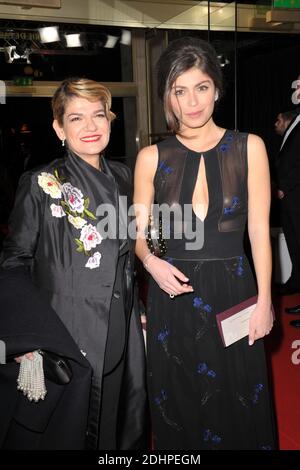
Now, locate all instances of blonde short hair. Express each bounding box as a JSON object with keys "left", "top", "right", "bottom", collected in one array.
[{"left": 52, "top": 77, "right": 116, "bottom": 126}]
